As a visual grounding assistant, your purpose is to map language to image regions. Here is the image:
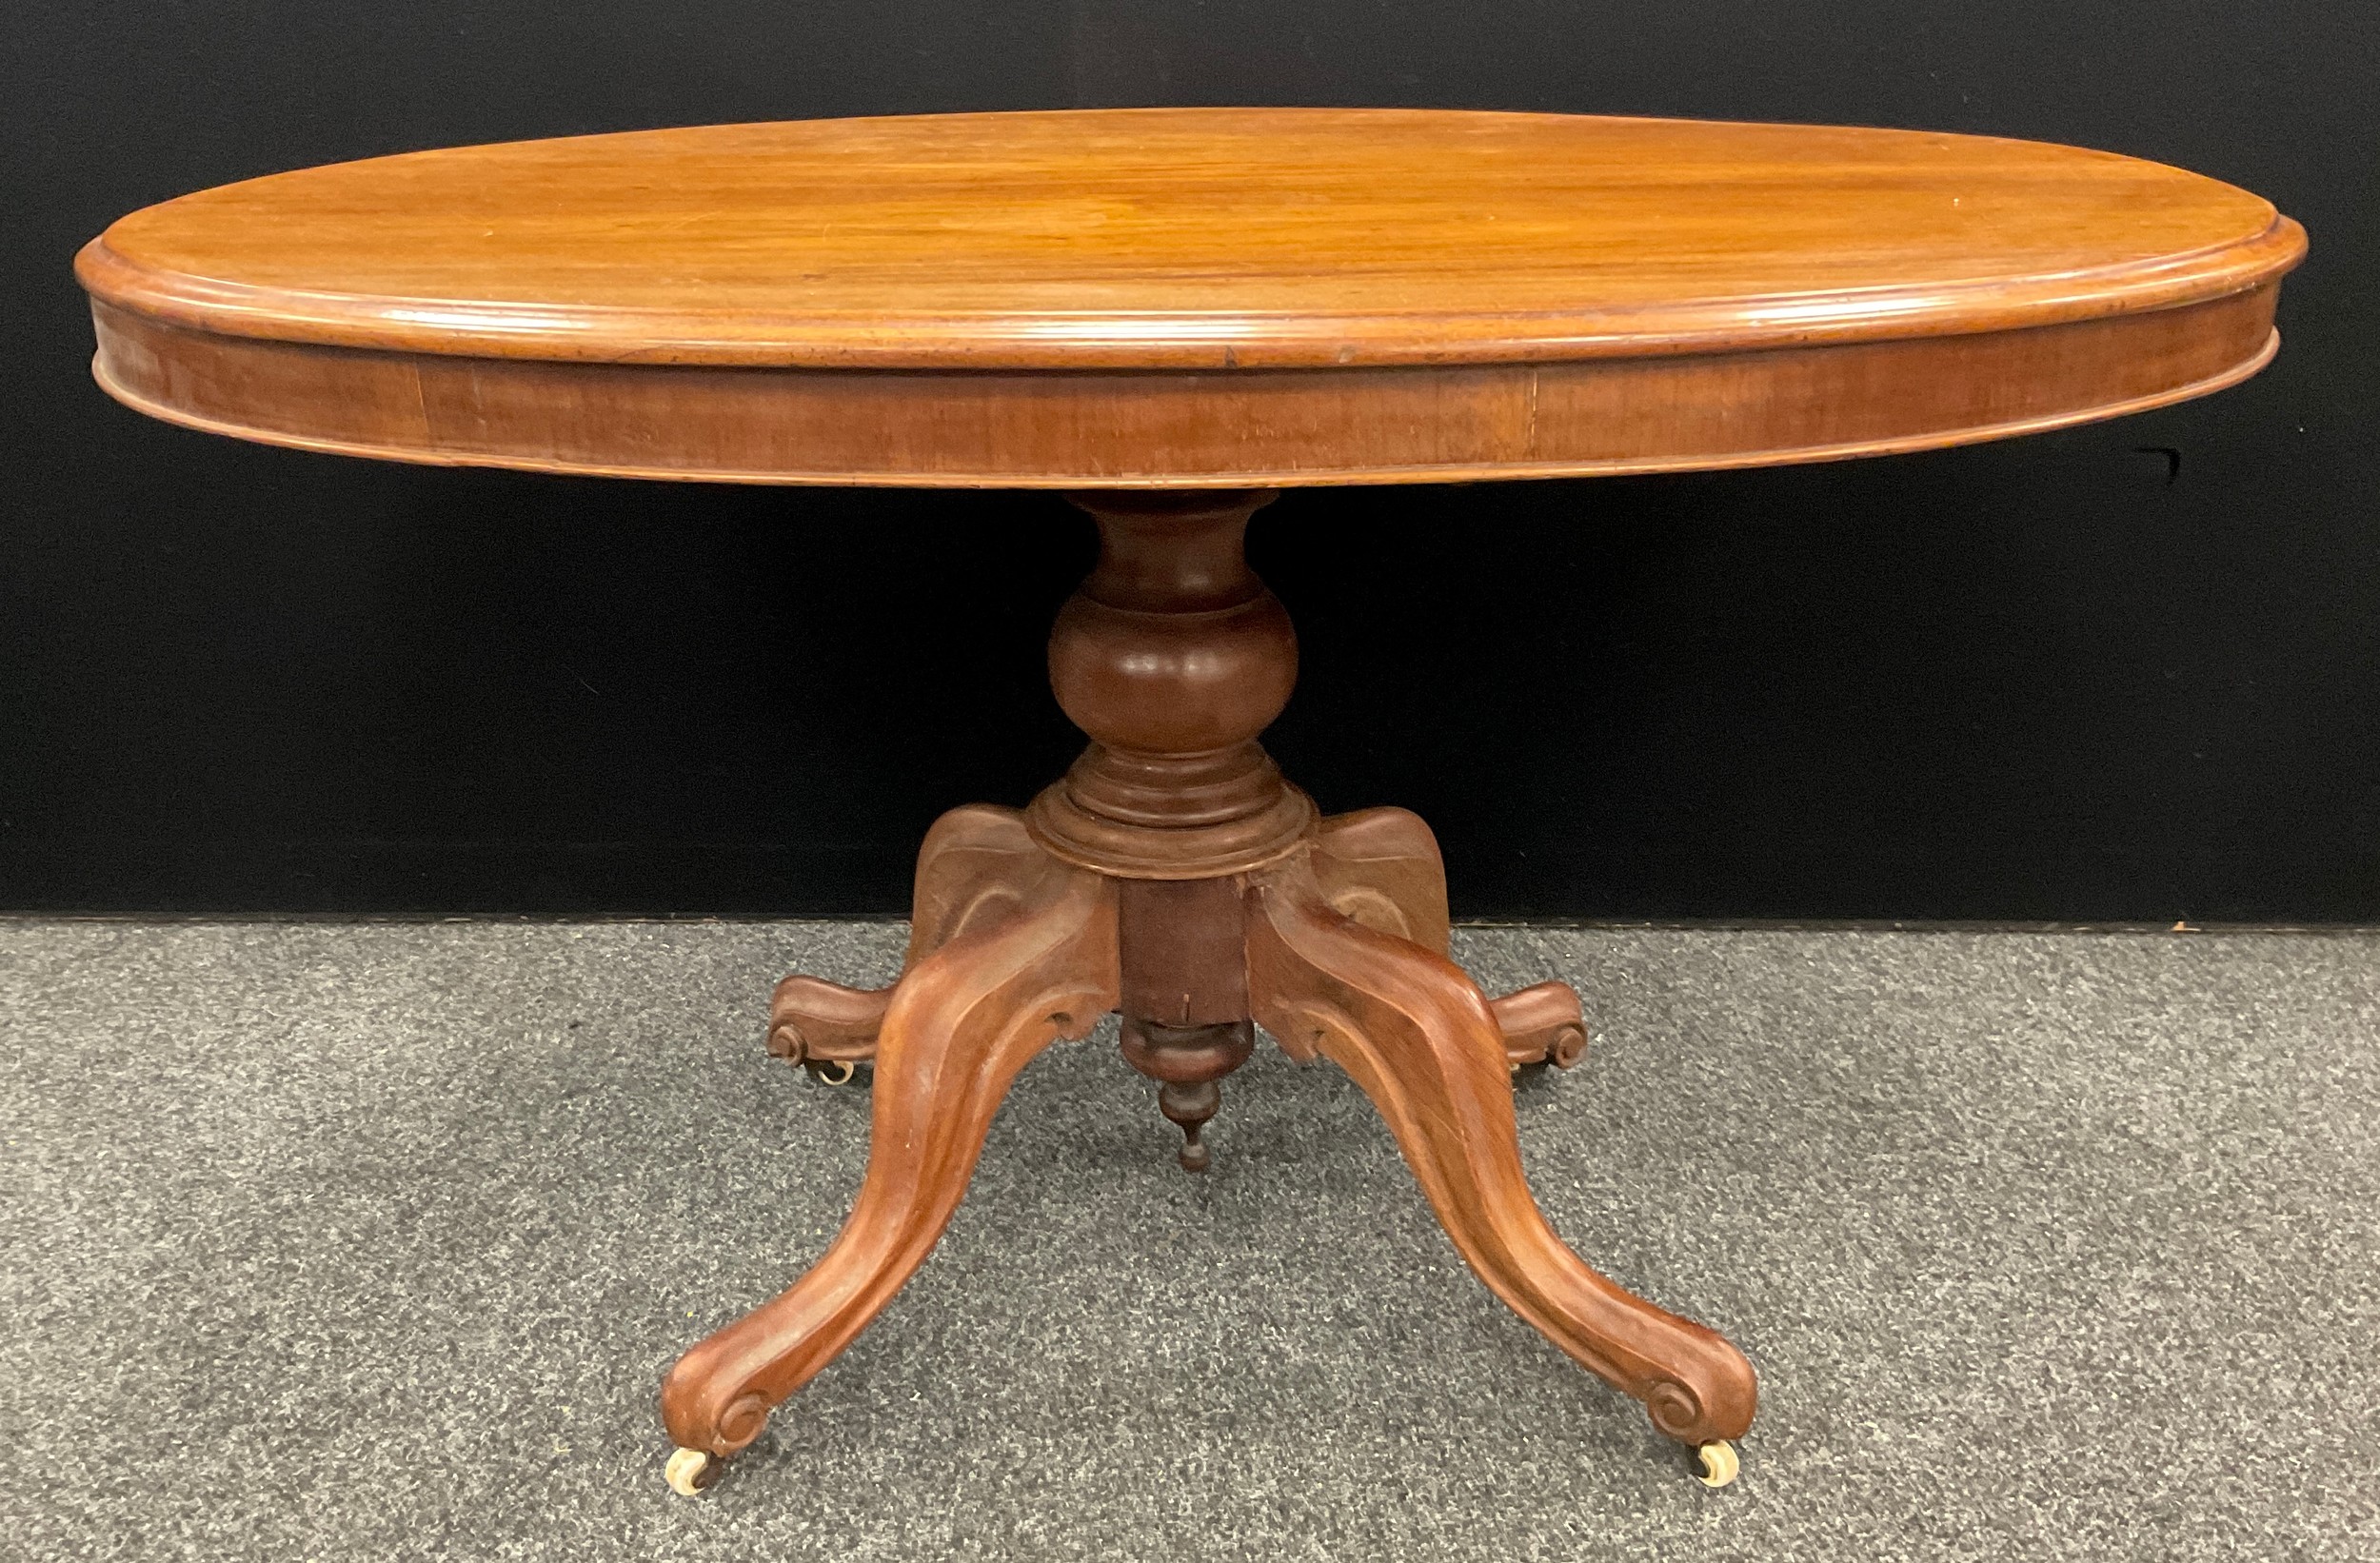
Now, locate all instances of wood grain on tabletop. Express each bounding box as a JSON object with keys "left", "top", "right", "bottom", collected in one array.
[{"left": 76, "top": 108, "right": 2305, "bottom": 485}]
